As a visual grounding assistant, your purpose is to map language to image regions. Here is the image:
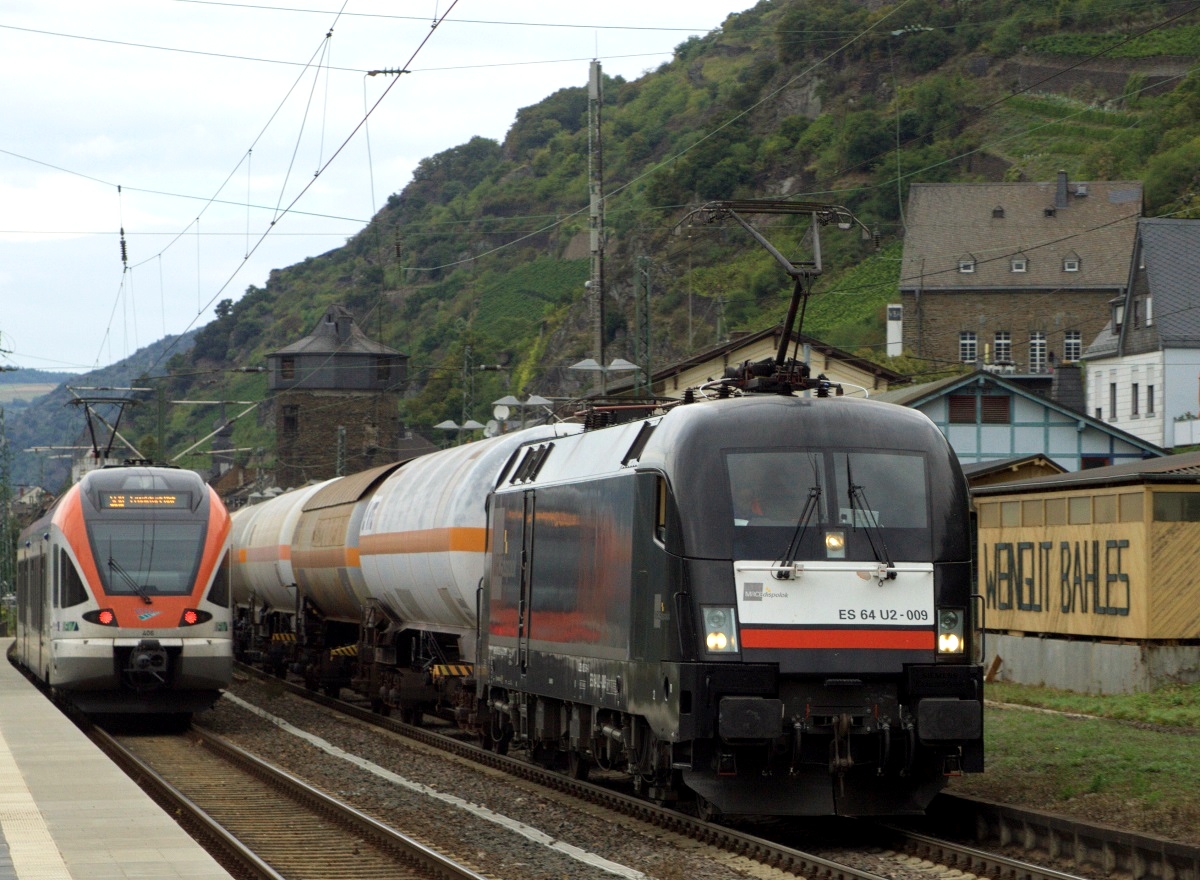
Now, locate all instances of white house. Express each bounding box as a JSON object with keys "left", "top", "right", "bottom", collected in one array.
[{"left": 1084, "top": 218, "right": 1200, "bottom": 449}]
